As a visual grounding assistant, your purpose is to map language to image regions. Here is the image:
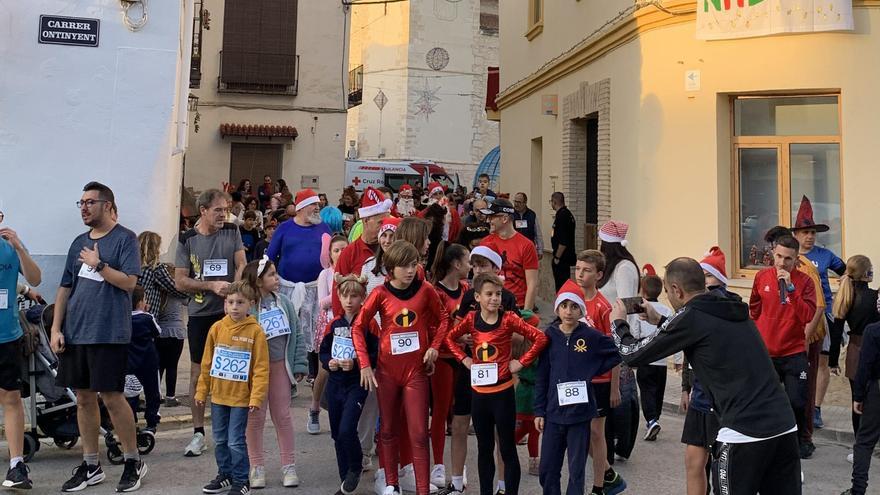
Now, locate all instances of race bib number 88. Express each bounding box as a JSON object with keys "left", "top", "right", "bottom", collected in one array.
[
  {"left": 557, "top": 381, "right": 588, "bottom": 406},
  {"left": 210, "top": 347, "right": 252, "bottom": 382}
]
